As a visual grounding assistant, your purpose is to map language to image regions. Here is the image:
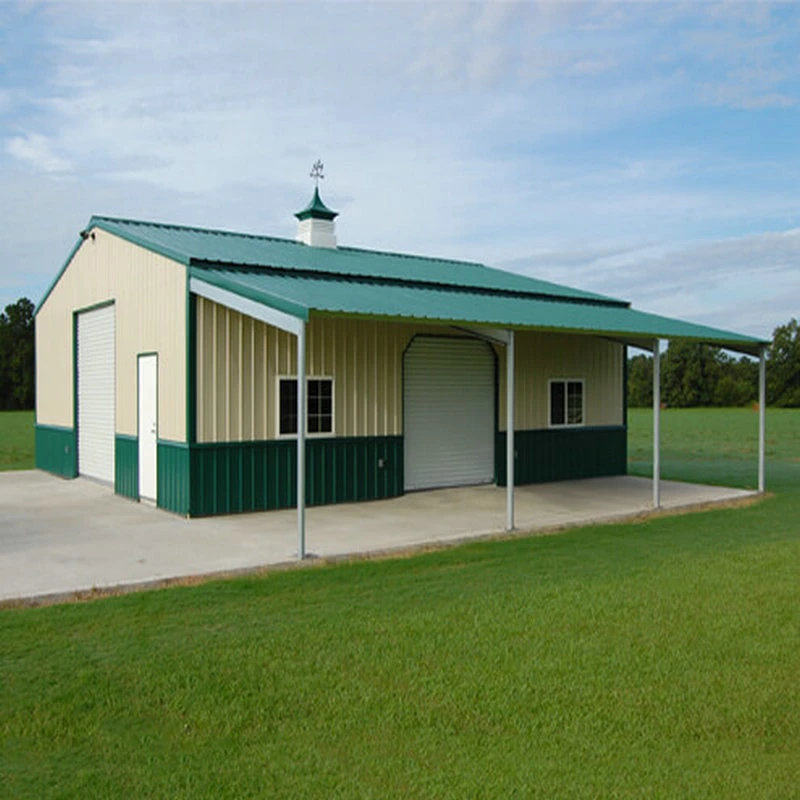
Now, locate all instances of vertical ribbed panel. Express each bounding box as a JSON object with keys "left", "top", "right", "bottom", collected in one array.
[
  {"left": 77, "top": 304, "right": 116, "bottom": 483},
  {"left": 186, "top": 436, "right": 403, "bottom": 517},
  {"left": 35, "top": 230, "right": 186, "bottom": 440},
  {"left": 497, "top": 332, "right": 624, "bottom": 430},
  {"left": 157, "top": 440, "right": 191, "bottom": 515},
  {"left": 35, "top": 424, "right": 77, "bottom": 478},
  {"left": 404, "top": 337, "right": 495, "bottom": 491},
  {"left": 195, "top": 304, "right": 478, "bottom": 443},
  {"left": 495, "top": 426, "right": 627, "bottom": 485},
  {"left": 114, "top": 434, "right": 138, "bottom": 499}
]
